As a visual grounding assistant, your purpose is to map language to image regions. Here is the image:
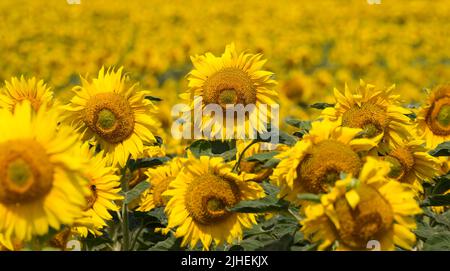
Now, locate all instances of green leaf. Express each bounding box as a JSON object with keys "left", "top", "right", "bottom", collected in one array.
[
  {"left": 405, "top": 113, "right": 417, "bottom": 120},
  {"left": 246, "top": 151, "right": 279, "bottom": 163},
  {"left": 278, "top": 131, "right": 297, "bottom": 146},
  {"left": 256, "top": 234, "right": 294, "bottom": 251},
  {"left": 145, "top": 95, "right": 162, "bottom": 102},
  {"left": 433, "top": 210, "right": 450, "bottom": 227},
  {"left": 128, "top": 157, "right": 169, "bottom": 171},
  {"left": 415, "top": 221, "right": 442, "bottom": 240},
  {"left": 229, "top": 239, "right": 266, "bottom": 251},
  {"left": 270, "top": 215, "right": 300, "bottom": 238},
  {"left": 262, "top": 158, "right": 280, "bottom": 168},
  {"left": 188, "top": 140, "right": 236, "bottom": 159},
  {"left": 429, "top": 141, "right": 450, "bottom": 156},
  {"left": 297, "top": 193, "right": 321, "bottom": 203},
  {"left": 149, "top": 235, "right": 183, "bottom": 251},
  {"left": 423, "top": 232, "right": 450, "bottom": 251},
  {"left": 124, "top": 181, "right": 150, "bottom": 204},
  {"left": 433, "top": 174, "right": 450, "bottom": 195},
  {"left": 285, "top": 118, "right": 312, "bottom": 138},
  {"left": 285, "top": 117, "right": 312, "bottom": 129},
  {"left": 310, "top": 102, "right": 334, "bottom": 110},
  {"left": 188, "top": 140, "right": 213, "bottom": 157},
  {"left": 218, "top": 148, "right": 237, "bottom": 161},
  {"left": 422, "top": 194, "right": 450, "bottom": 206},
  {"left": 230, "top": 197, "right": 289, "bottom": 213},
  {"left": 147, "top": 207, "right": 167, "bottom": 225}
]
